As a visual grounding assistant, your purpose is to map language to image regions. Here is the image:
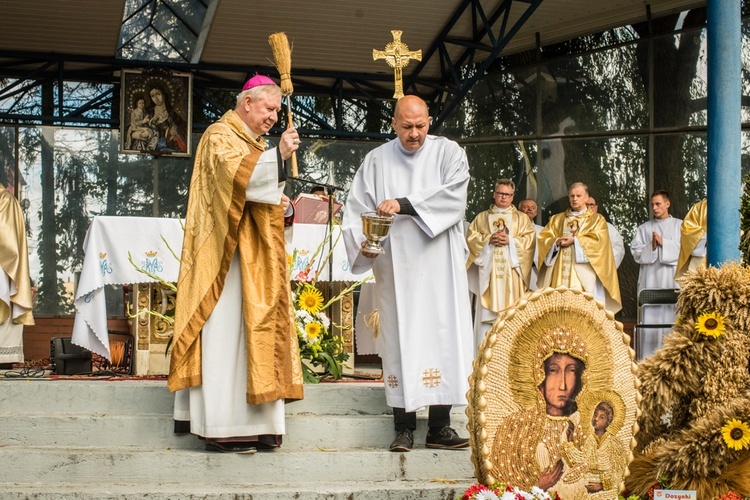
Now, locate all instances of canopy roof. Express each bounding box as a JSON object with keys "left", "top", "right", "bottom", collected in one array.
[{"left": 0, "top": 0, "right": 705, "bottom": 130}]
